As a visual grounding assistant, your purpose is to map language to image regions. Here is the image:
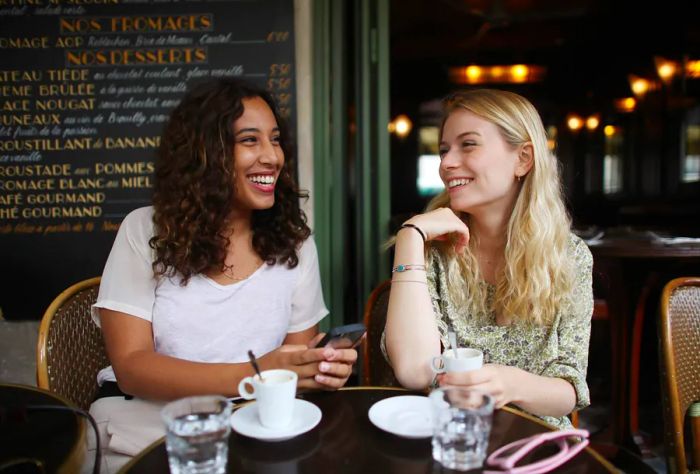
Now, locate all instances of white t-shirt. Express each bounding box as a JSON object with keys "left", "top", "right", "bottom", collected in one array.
[{"left": 92, "top": 206, "right": 328, "bottom": 385}]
